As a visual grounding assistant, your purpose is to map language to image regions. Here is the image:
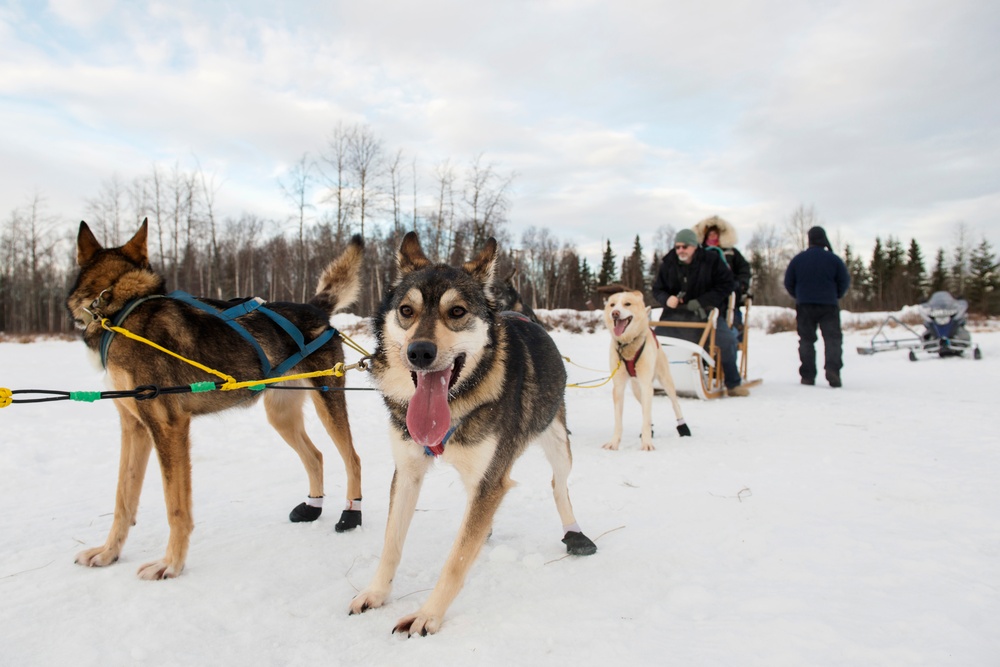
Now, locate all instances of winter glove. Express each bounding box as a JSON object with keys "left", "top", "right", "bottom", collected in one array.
[{"left": 685, "top": 299, "right": 707, "bottom": 320}]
